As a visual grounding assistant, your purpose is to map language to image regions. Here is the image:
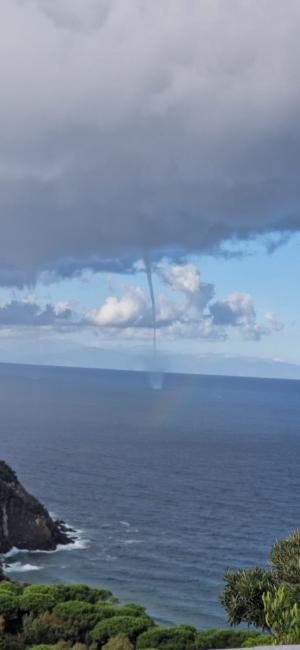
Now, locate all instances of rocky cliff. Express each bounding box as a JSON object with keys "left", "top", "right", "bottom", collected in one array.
[{"left": 0, "top": 460, "right": 74, "bottom": 554}]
